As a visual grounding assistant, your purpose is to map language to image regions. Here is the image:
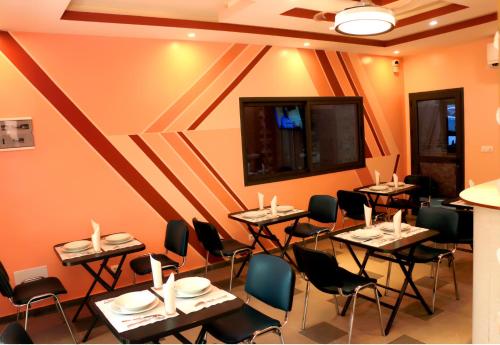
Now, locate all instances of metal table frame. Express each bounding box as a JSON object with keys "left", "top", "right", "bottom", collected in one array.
[
  {"left": 228, "top": 209, "right": 309, "bottom": 273},
  {"left": 54, "top": 237, "right": 145, "bottom": 342},
  {"left": 331, "top": 227, "right": 439, "bottom": 335},
  {"left": 355, "top": 183, "right": 418, "bottom": 209}
]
